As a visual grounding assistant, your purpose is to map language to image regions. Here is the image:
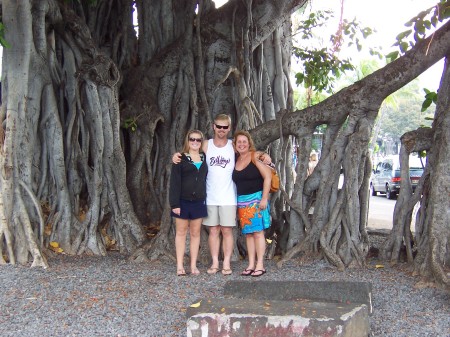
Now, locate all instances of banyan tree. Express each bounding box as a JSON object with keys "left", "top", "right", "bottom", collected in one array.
[{"left": 0, "top": 0, "right": 448, "bottom": 288}]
